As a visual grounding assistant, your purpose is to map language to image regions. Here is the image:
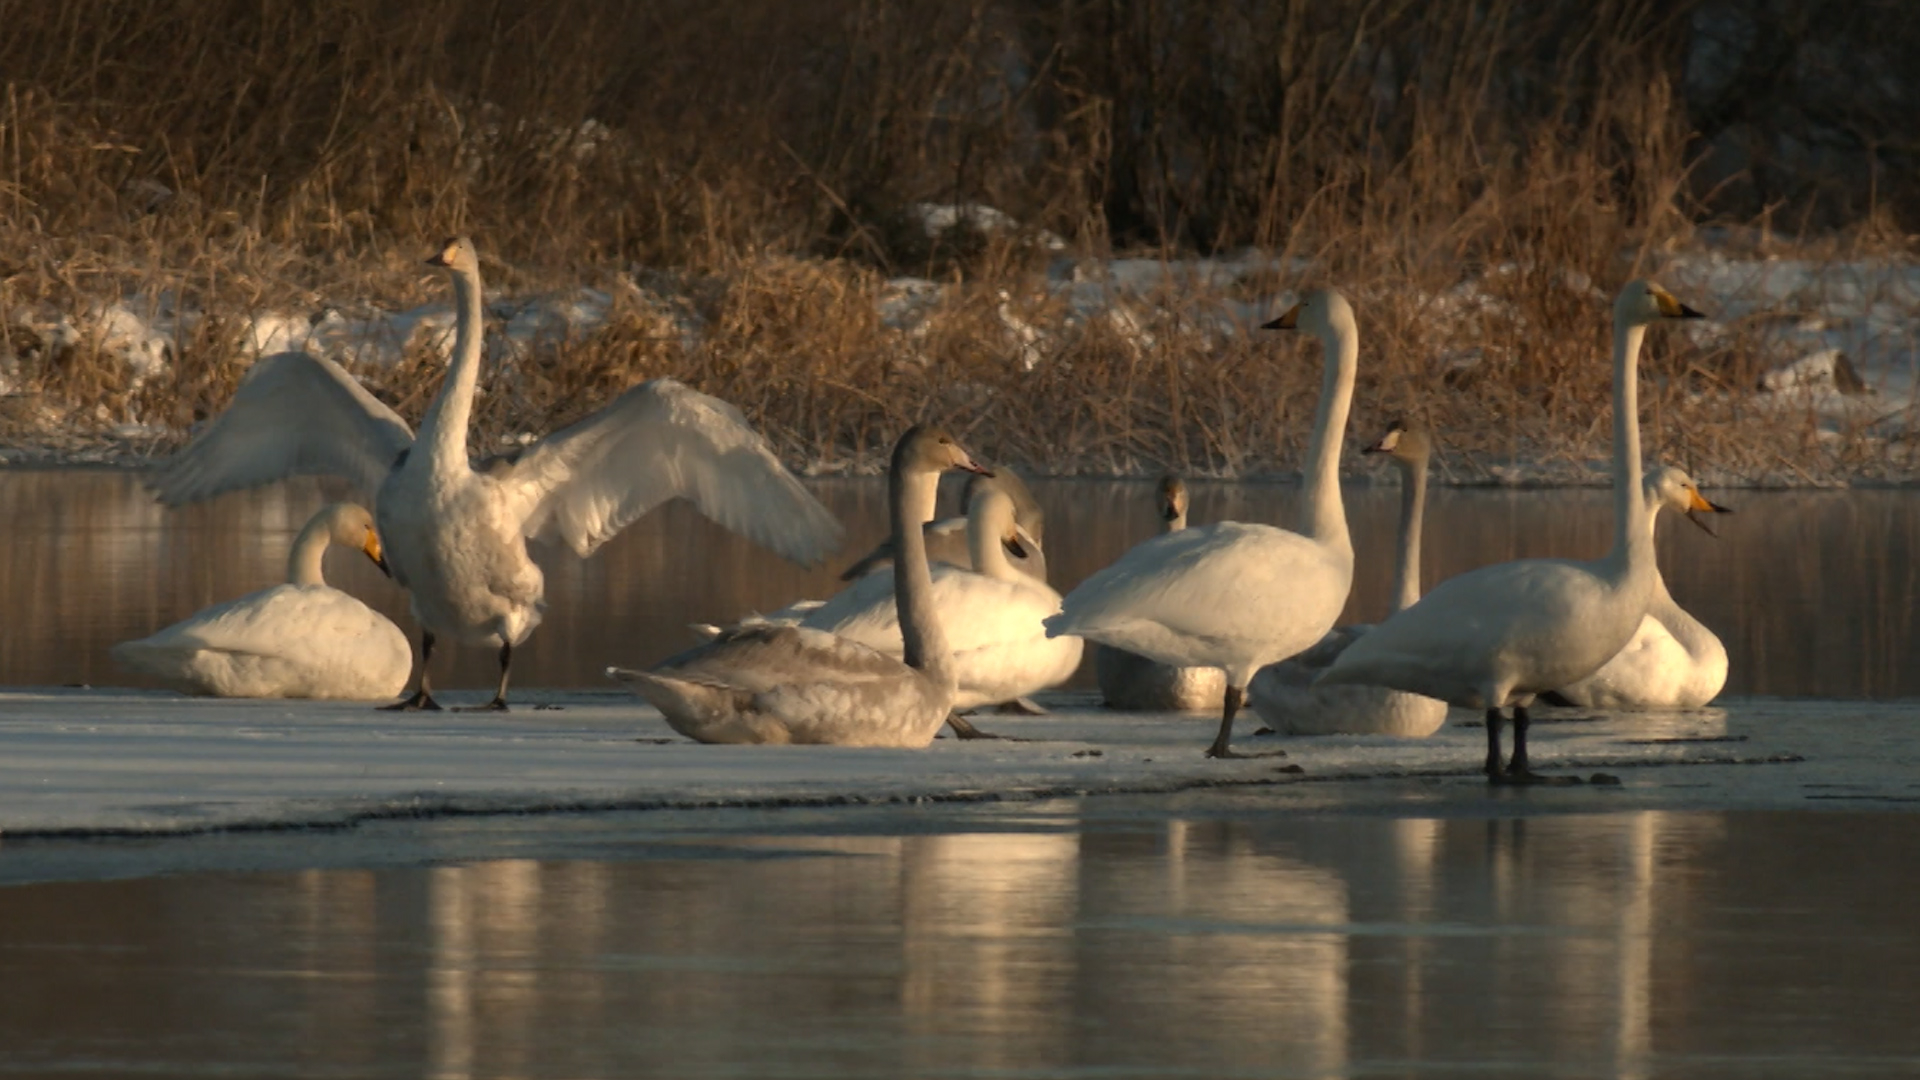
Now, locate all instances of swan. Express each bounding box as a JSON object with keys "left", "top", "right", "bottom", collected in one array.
[
  {"left": 1316, "top": 280, "right": 1705, "bottom": 782},
  {"left": 607, "top": 426, "right": 989, "bottom": 746},
  {"left": 1044, "top": 289, "right": 1360, "bottom": 758},
  {"left": 796, "top": 475, "right": 1084, "bottom": 714},
  {"left": 837, "top": 467, "right": 1047, "bottom": 584},
  {"left": 110, "top": 502, "right": 411, "bottom": 699},
  {"left": 147, "top": 236, "right": 842, "bottom": 711},
  {"left": 1246, "top": 421, "right": 1449, "bottom": 737},
  {"left": 1093, "top": 476, "right": 1229, "bottom": 711},
  {"left": 1544, "top": 466, "right": 1732, "bottom": 708}
]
